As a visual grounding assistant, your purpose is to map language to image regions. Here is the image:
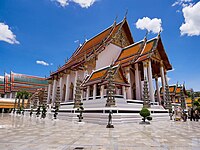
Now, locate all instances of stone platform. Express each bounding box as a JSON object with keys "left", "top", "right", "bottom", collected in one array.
[{"left": 50, "top": 98, "right": 169, "bottom": 124}]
